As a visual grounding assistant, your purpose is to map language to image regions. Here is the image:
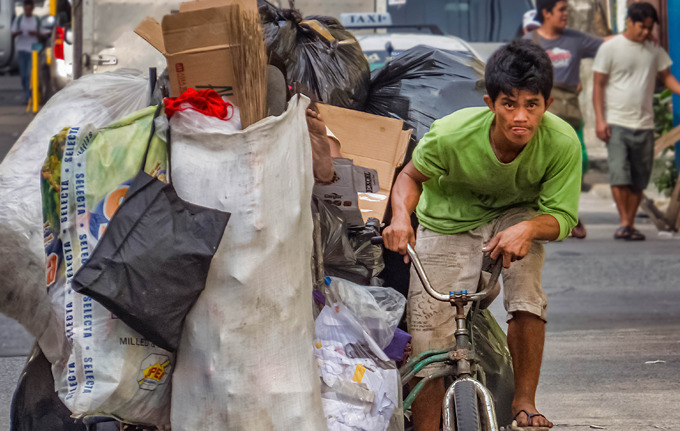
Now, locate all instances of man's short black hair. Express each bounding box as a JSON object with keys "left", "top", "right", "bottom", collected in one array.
[
  {"left": 485, "top": 39, "right": 553, "bottom": 103},
  {"left": 627, "top": 2, "right": 659, "bottom": 24},
  {"left": 535, "top": 0, "right": 561, "bottom": 23},
  {"left": 23, "top": 0, "right": 35, "bottom": 6}
]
